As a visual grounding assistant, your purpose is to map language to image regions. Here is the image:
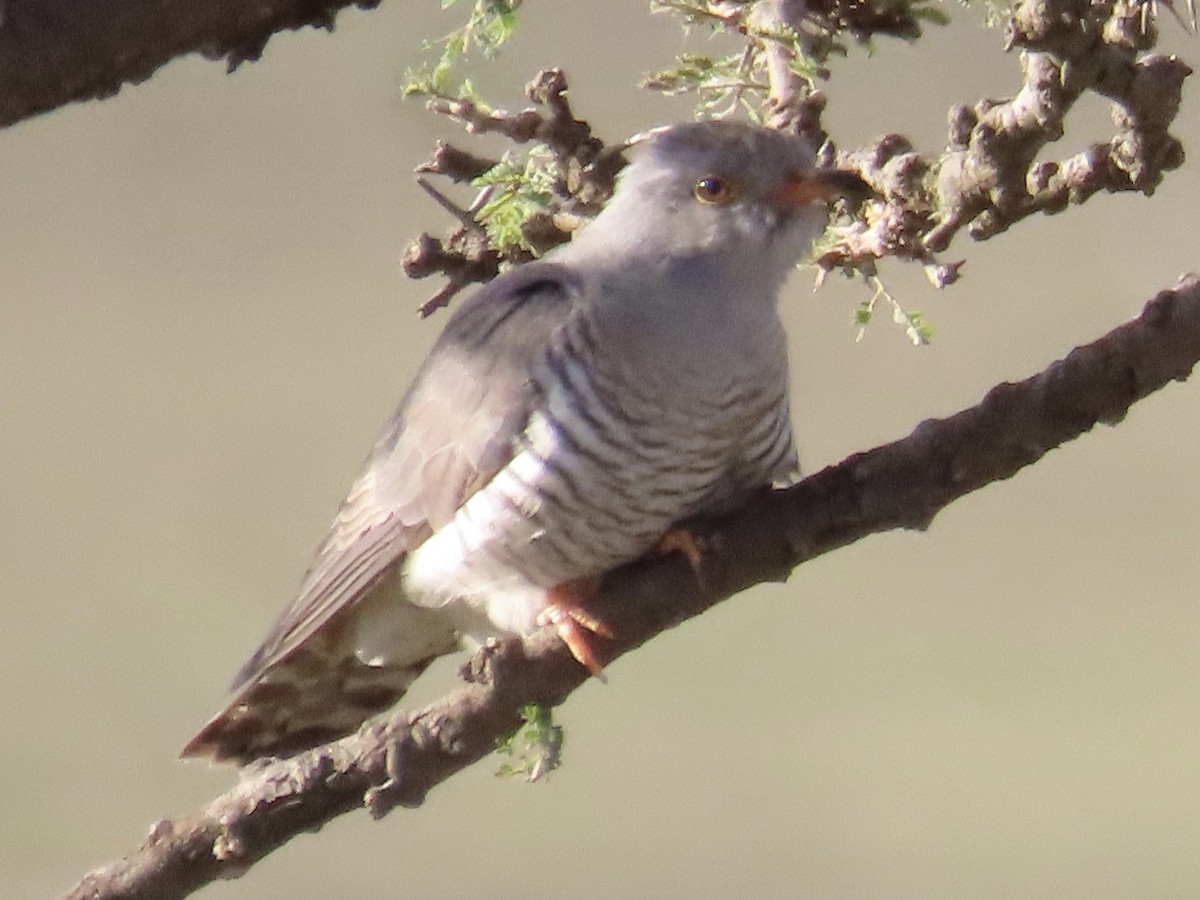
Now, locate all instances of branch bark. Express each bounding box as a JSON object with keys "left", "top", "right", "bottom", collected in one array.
[
  {"left": 0, "top": 0, "right": 382, "bottom": 129},
  {"left": 64, "top": 272, "right": 1200, "bottom": 900}
]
